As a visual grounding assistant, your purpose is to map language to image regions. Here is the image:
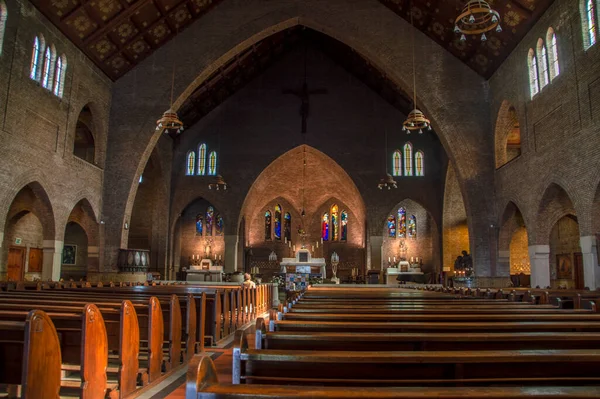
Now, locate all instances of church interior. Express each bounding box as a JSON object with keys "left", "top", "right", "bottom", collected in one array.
[{"left": 1, "top": 0, "right": 600, "bottom": 397}]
